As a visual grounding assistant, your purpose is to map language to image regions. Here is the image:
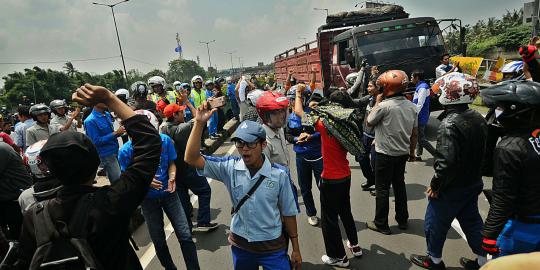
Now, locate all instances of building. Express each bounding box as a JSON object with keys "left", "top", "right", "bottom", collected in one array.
[{"left": 524, "top": 1, "right": 537, "bottom": 24}]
